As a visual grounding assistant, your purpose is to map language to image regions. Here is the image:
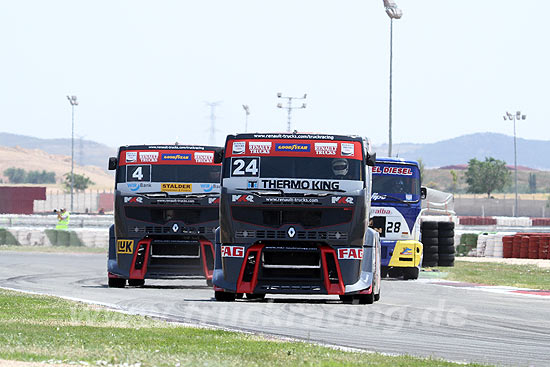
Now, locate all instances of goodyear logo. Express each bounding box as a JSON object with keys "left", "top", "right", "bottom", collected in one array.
[
  {"left": 275, "top": 143, "right": 310, "bottom": 152},
  {"left": 117, "top": 239, "right": 134, "bottom": 254},
  {"left": 162, "top": 154, "right": 191, "bottom": 161},
  {"left": 161, "top": 183, "right": 192, "bottom": 192}
]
